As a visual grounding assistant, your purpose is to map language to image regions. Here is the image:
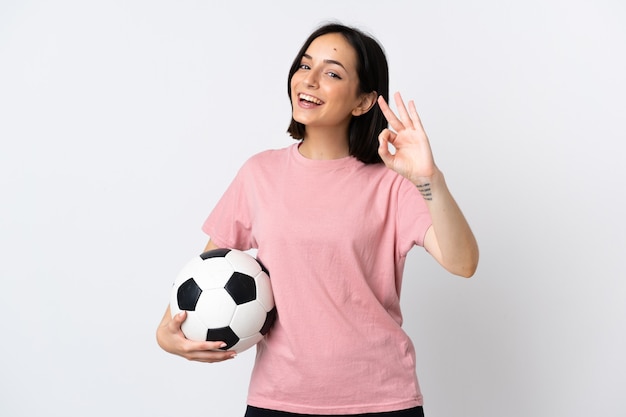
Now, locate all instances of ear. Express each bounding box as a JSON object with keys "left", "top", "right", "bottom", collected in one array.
[{"left": 352, "top": 91, "right": 378, "bottom": 116}]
